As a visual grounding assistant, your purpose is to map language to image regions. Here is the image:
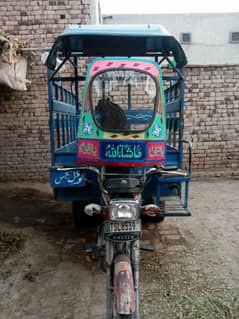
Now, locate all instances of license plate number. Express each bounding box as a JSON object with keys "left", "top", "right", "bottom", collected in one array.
[{"left": 104, "top": 220, "right": 141, "bottom": 234}]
